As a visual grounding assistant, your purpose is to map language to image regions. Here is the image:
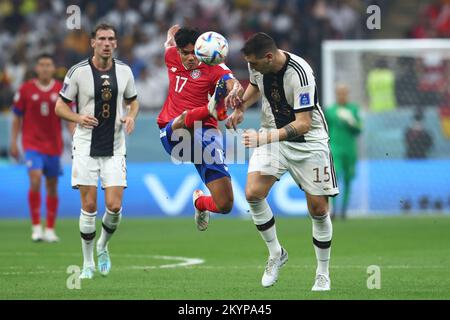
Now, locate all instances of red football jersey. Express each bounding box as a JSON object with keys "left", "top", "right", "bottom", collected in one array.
[
  {"left": 13, "top": 79, "right": 64, "bottom": 156},
  {"left": 157, "top": 46, "right": 232, "bottom": 128}
]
